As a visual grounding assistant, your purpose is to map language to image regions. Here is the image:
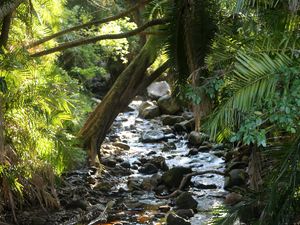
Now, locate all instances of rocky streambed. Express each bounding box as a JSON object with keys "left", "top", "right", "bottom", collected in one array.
[{"left": 11, "top": 95, "right": 249, "bottom": 225}]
